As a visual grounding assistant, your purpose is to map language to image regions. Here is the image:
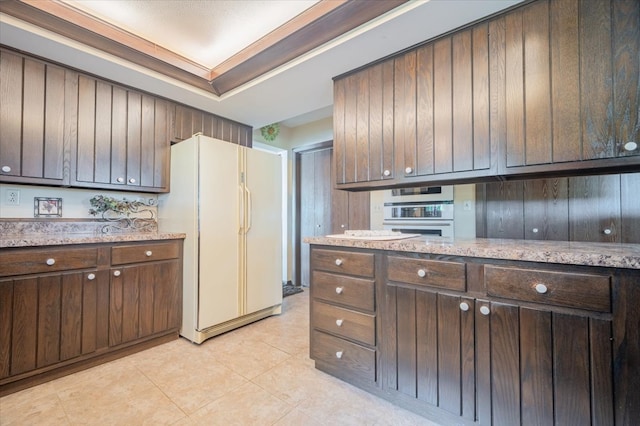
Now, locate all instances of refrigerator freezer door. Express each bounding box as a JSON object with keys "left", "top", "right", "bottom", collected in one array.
[
  {"left": 197, "top": 136, "right": 242, "bottom": 330},
  {"left": 244, "top": 147, "right": 283, "bottom": 314}
]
